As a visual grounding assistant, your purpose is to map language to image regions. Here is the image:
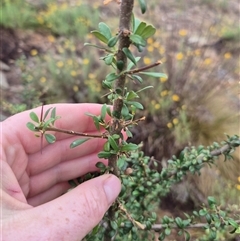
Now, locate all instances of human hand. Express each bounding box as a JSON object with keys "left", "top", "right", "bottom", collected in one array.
[{"left": 1, "top": 103, "right": 121, "bottom": 241}]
